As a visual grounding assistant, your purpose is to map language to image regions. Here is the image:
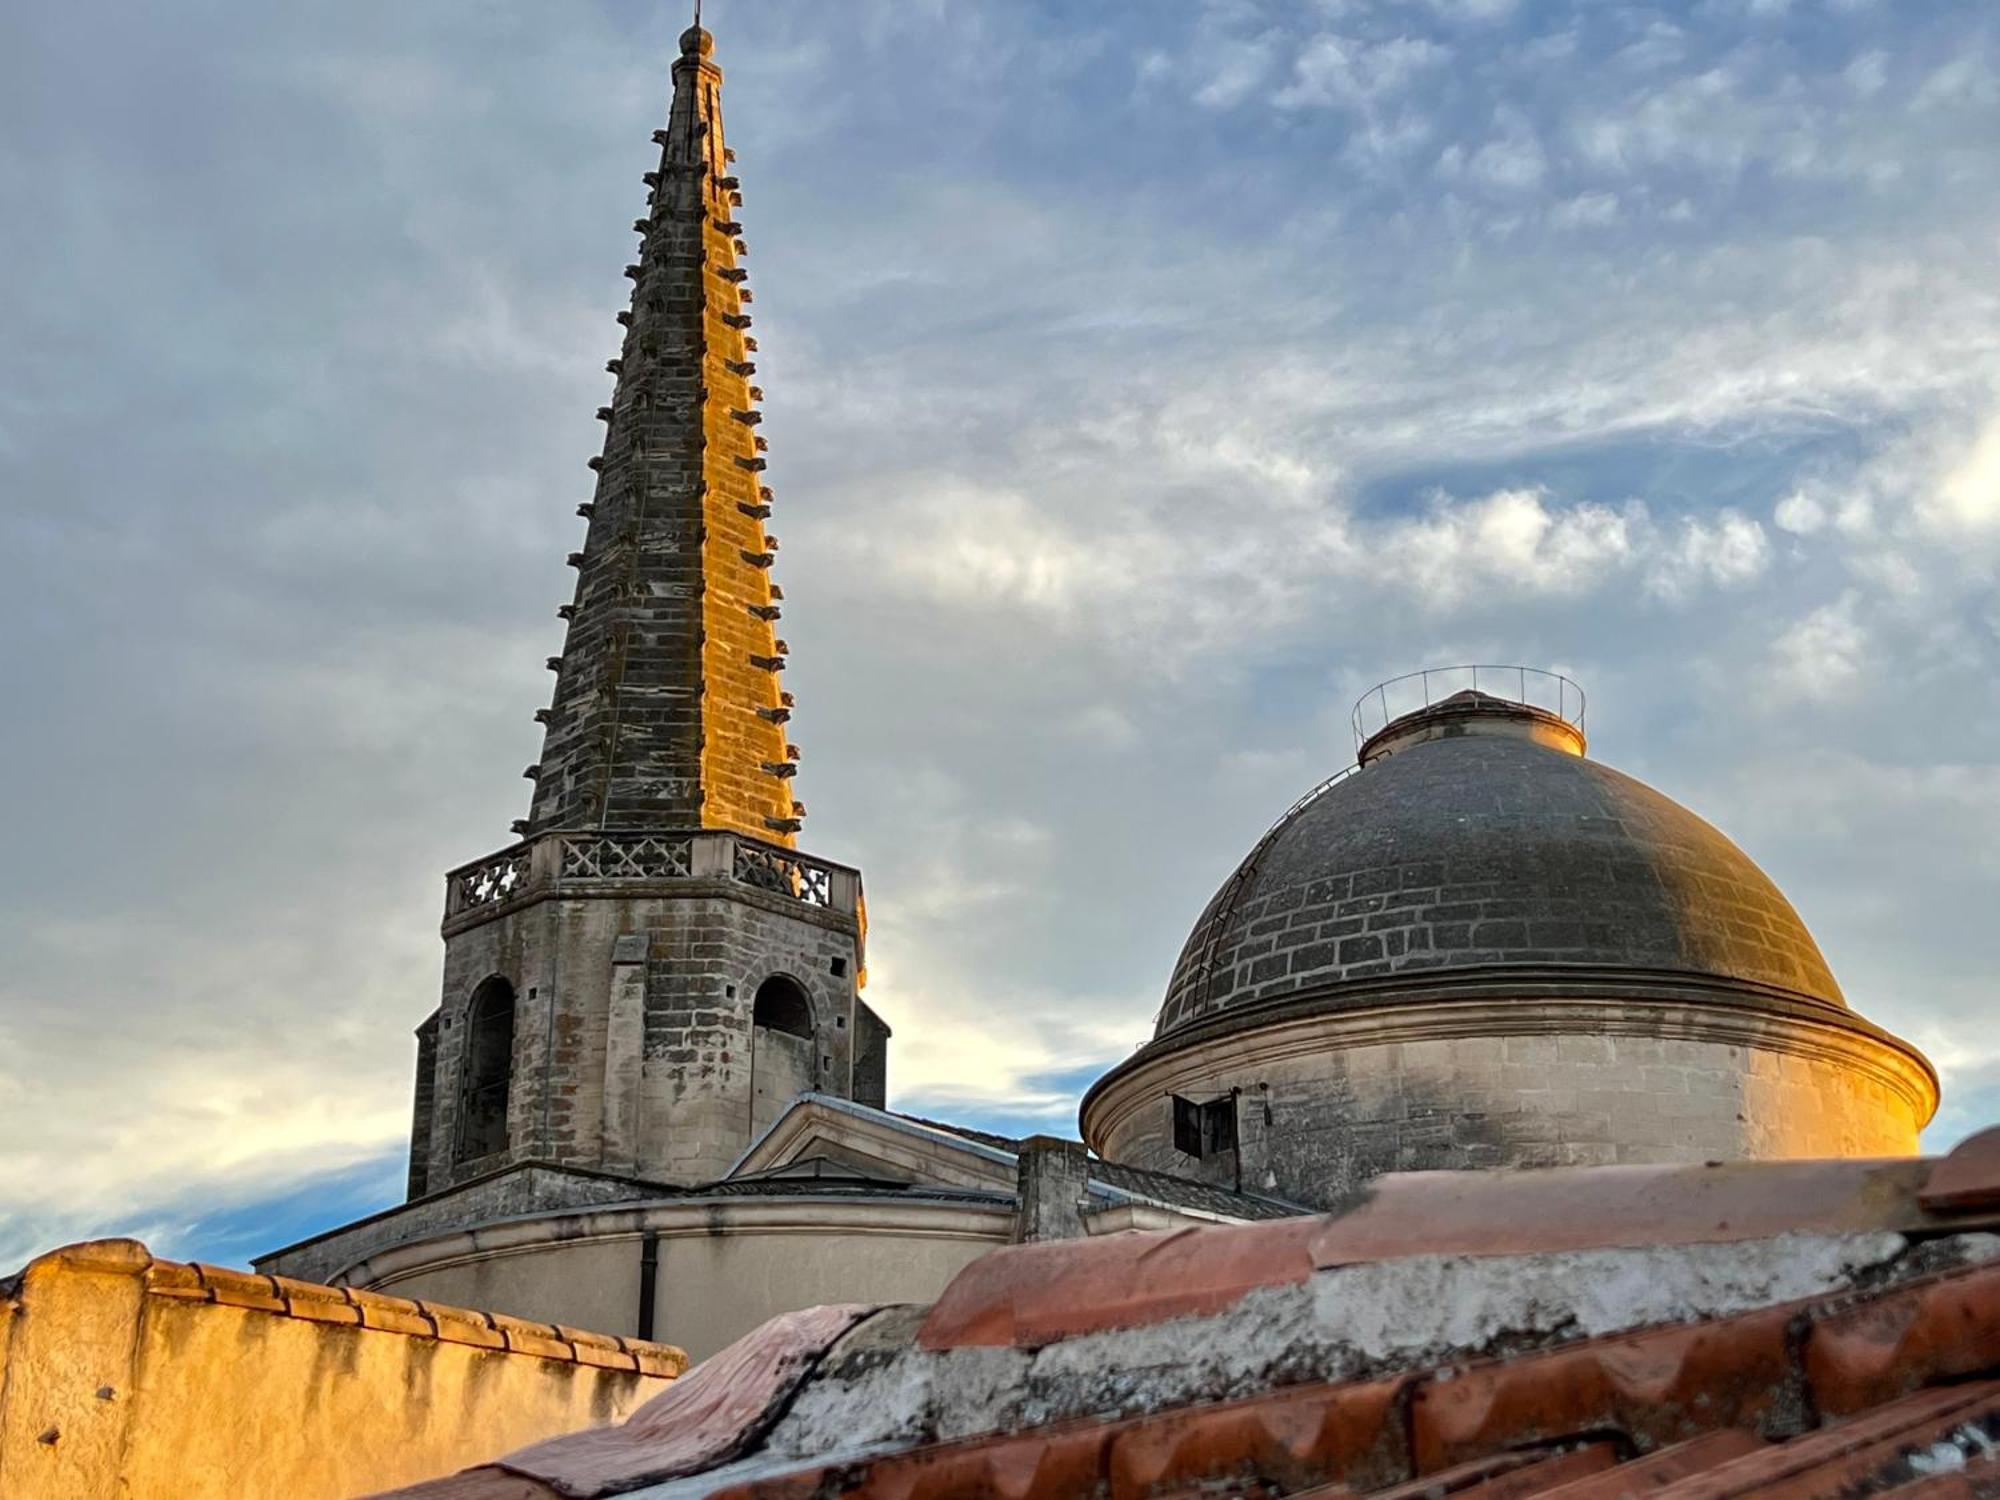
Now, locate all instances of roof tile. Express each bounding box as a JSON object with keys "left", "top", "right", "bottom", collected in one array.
[
  {"left": 1646, "top": 1380, "right": 2000, "bottom": 1500},
  {"left": 918, "top": 1215, "right": 1320, "bottom": 1349},
  {"left": 193, "top": 1263, "right": 287, "bottom": 1314},
  {"left": 272, "top": 1275, "right": 362, "bottom": 1326},
  {"left": 348, "top": 1287, "right": 439, "bottom": 1338},
  {"left": 423, "top": 1302, "right": 508, "bottom": 1352},
  {"left": 1525, "top": 1430, "right": 1768, "bottom": 1500},
  {"left": 1805, "top": 1259, "right": 2000, "bottom": 1418},
  {"left": 489, "top": 1312, "right": 573, "bottom": 1361},
  {"left": 1919, "top": 1127, "right": 2000, "bottom": 1213},
  {"left": 1103, "top": 1375, "right": 1411, "bottom": 1497},
  {"left": 1410, "top": 1304, "right": 1799, "bottom": 1472}
]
